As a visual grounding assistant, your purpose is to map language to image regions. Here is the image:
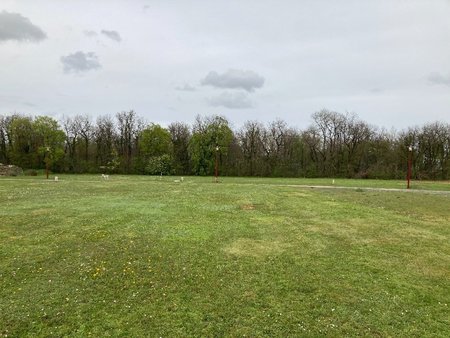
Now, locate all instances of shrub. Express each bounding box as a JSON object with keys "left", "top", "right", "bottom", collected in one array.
[
  {"left": 25, "top": 169, "right": 38, "bottom": 176},
  {"left": 0, "top": 164, "right": 24, "bottom": 176}
]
